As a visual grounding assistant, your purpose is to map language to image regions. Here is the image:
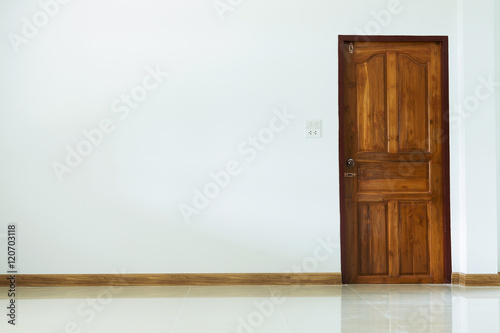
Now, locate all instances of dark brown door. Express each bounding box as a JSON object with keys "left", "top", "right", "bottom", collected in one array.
[{"left": 339, "top": 37, "right": 451, "bottom": 284}]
